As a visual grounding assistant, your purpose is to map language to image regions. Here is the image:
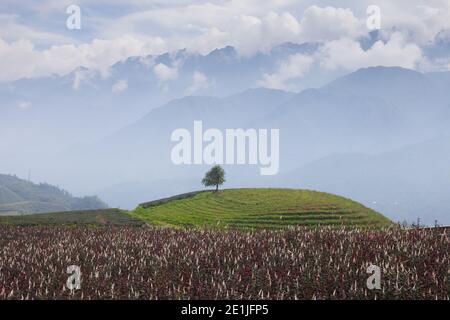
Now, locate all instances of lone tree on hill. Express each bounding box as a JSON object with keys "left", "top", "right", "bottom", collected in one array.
[{"left": 202, "top": 165, "right": 225, "bottom": 191}]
